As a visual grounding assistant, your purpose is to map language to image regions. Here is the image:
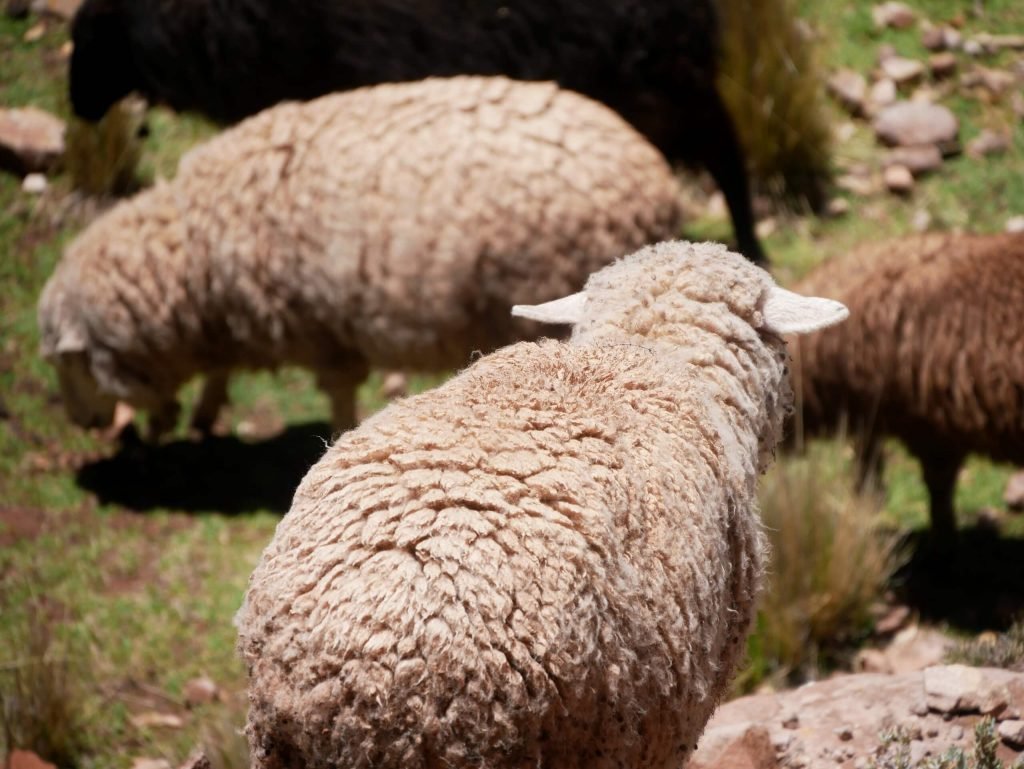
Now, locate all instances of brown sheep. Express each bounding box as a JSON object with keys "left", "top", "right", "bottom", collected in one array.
[{"left": 790, "top": 232, "right": 1024, "bottom": 547}]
